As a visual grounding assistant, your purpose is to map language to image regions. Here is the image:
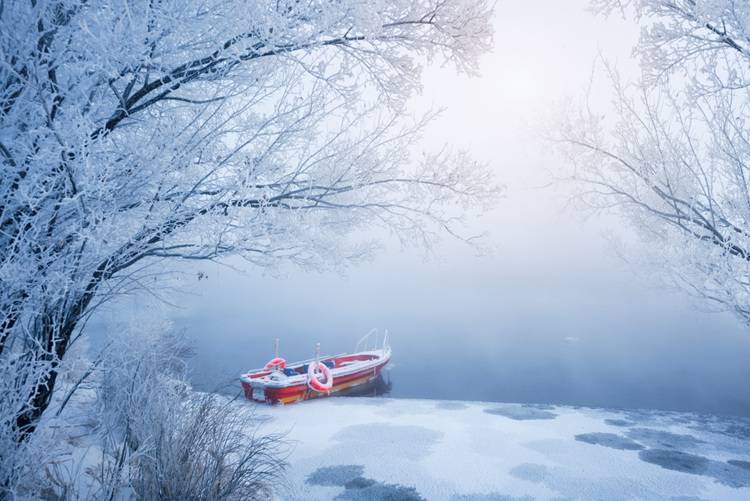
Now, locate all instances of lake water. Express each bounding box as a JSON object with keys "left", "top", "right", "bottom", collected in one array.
[{"left": 165, "top": 255, "right": 750, "bottom": 418}]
